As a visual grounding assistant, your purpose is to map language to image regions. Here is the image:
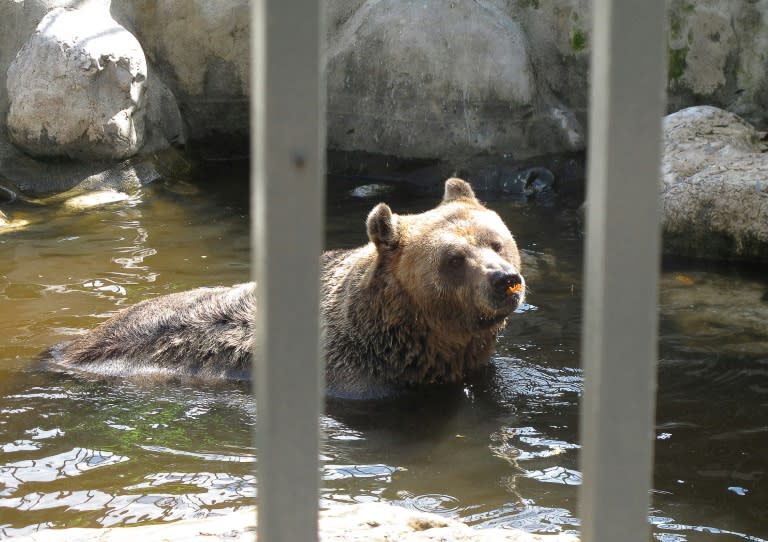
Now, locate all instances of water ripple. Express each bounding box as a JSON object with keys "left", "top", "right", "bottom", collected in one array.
[
  {"left": 491, "top": 358, "right": 582, "bottom": 407},
  {"left": 323, "top": 464, "right": 397, "bottom": 482},
  {"left": 0, "top": 448, "right": 129, "bottom": 497},
  {"left": 524, "top": 466, "right": 581, "bottom": 485},
  {"left": 410, "top": 493, "right": 461, "bottom": 514},
  {"left": 650, "top": 515, "right": 768, "bottom": 542},
  {"left": 139, "top": 445, "right": 255, "bottom": 463}
]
